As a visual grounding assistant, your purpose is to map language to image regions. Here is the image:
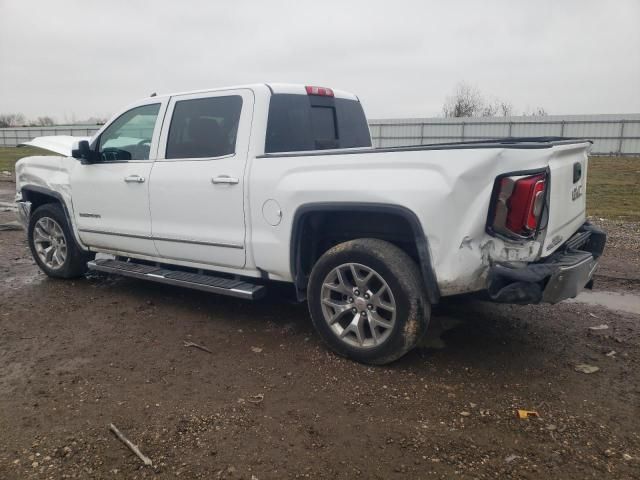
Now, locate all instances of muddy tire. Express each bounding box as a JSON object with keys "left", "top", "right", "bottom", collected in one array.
[
  {"left": 307, "top": 238, "right": 430, "bottom": 365},
  {"left": 28, "top": 203, "right": 93, "bottom": 279}
]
